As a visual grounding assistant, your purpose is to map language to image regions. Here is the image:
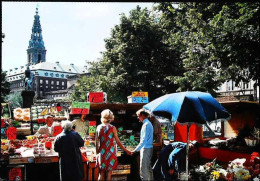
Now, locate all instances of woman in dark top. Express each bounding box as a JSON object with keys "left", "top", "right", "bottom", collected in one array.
[{"left": 54, "top": 120, "right": 84, "bottom": 181}]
